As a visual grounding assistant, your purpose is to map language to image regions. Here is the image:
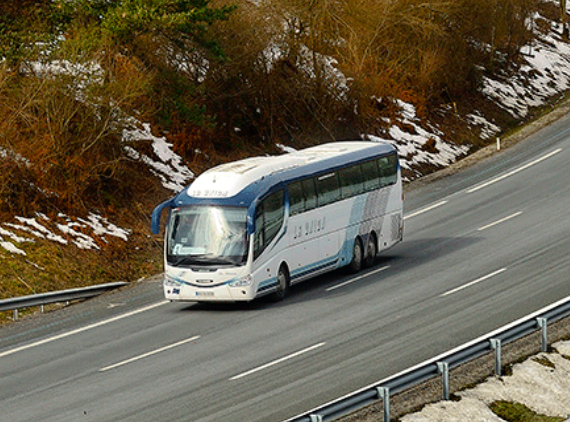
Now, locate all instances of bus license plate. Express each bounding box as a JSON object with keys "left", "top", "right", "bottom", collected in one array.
[{"left": 196, "top": 291, "right": 214, "bottom": 297}]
